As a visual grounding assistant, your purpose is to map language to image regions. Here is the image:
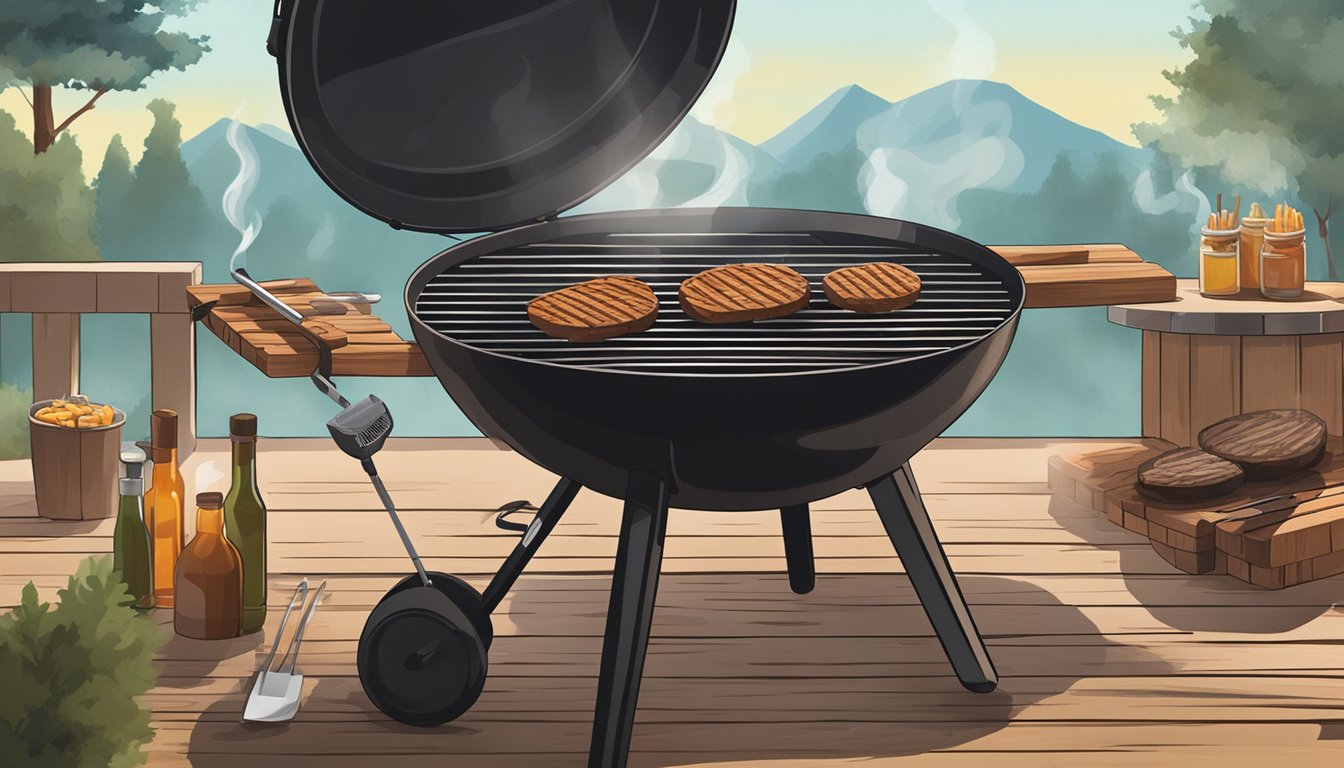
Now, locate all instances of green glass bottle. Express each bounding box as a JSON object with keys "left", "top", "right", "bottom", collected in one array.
[
  {"left": 113, "top": 443, "right": 154, "bottom": 610},
  {"left": 224, "top": 413, "right": 267, "bottom": 633}
]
